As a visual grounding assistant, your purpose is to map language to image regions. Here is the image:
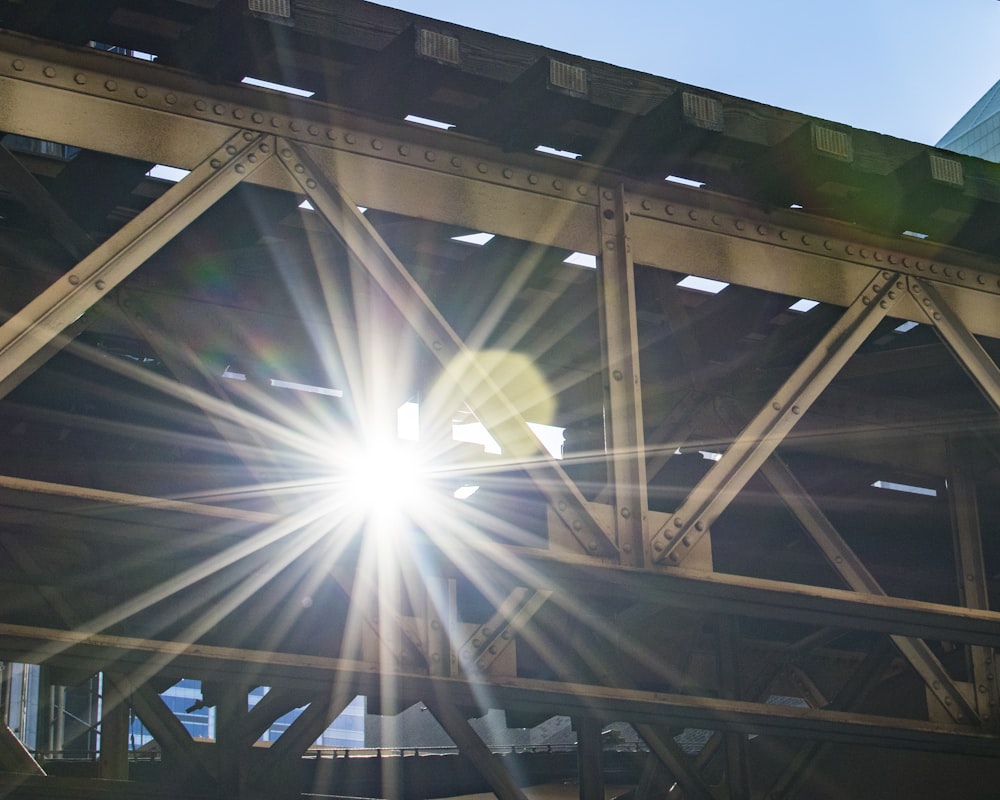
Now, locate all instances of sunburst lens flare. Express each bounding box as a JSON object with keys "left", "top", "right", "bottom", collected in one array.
[{"left": 343, "top": 438, "right": 428, "bottom": 532}]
